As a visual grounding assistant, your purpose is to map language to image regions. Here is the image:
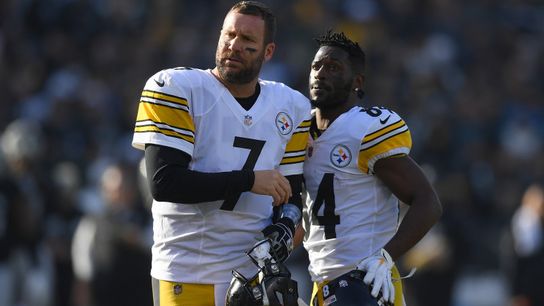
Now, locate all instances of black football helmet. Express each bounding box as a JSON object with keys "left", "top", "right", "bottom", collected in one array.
[
  {"left": 225, "top": 241, "right": 299, "bottom": 306},
  {"left": 317, "top": 270, "right": 391, "bottom": 306}
]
